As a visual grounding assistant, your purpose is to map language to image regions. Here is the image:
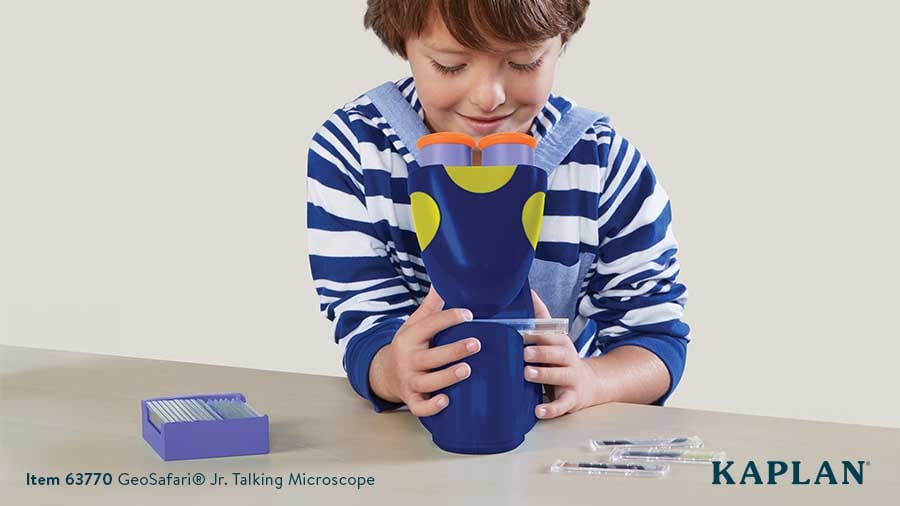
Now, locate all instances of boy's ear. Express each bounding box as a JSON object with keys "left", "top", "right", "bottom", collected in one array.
[
  {"left": 400, "top": 40, "right": 411, "bottom": 61},
  {"left": 559, "top": 35, "right": 571, "bottom": 55}
]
